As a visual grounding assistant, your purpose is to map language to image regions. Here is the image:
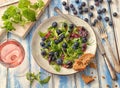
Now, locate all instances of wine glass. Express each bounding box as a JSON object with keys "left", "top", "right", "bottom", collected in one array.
[{"left": 0, "top": 39, "right": 25, "bottom": 88}]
